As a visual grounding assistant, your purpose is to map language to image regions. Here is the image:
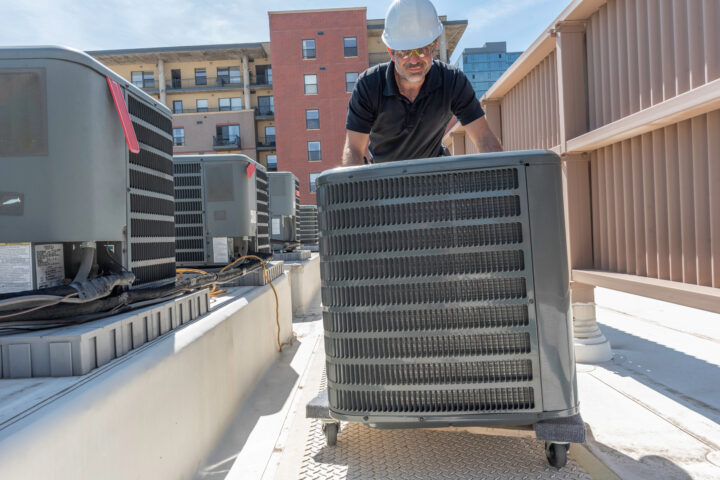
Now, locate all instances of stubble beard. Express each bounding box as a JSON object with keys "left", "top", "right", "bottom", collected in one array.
[{"left": 395, "top": 60, "right": 431, "bottom": 84}]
